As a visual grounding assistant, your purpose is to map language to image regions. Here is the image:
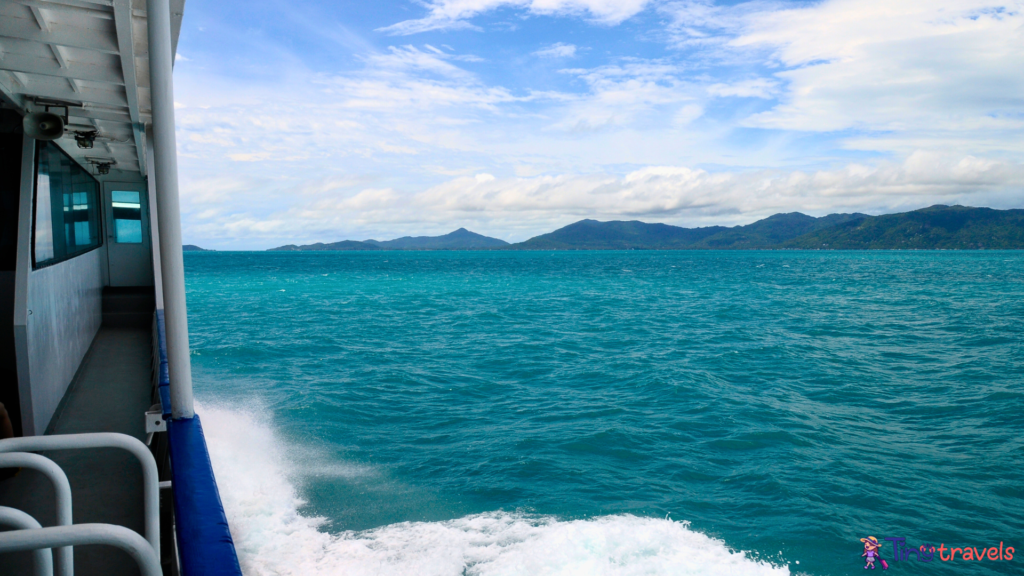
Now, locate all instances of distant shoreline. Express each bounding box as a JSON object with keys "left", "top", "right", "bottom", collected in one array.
[
  {"left": 186, "top": 247, "right": 1023, "bottom": 253},
  {"left": 183, "top": 205, "right": 1024, "bottom": 252},
  {"left": 252, "top": 204, "right": 1024, "bottom": 252}
]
